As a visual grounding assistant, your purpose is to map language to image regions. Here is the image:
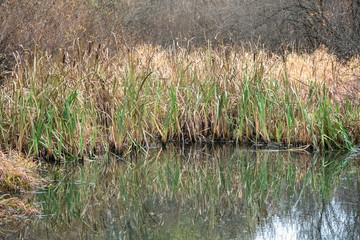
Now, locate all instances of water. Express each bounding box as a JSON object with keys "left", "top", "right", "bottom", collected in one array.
[{"left": 1, "top": 145, "right": 360, "bottom": 239}]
